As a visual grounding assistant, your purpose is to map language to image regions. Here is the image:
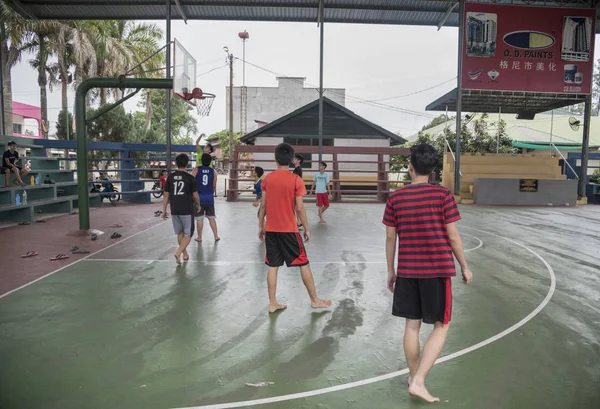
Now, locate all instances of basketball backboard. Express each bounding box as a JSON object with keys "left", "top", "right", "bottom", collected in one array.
[
  {"left": 173, "top": 38, "right": 197, "bottom": 100},
  {"left": 173, "top": 38, "right": 215, "bottom": 117}
]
